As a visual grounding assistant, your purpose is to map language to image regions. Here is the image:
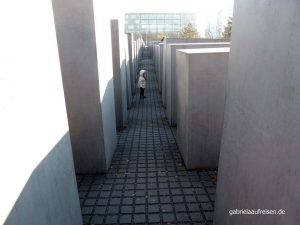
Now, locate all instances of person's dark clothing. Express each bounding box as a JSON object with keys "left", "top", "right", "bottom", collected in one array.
[{"left": 140, "top": 87, "right": 145, "bottom": 98}]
